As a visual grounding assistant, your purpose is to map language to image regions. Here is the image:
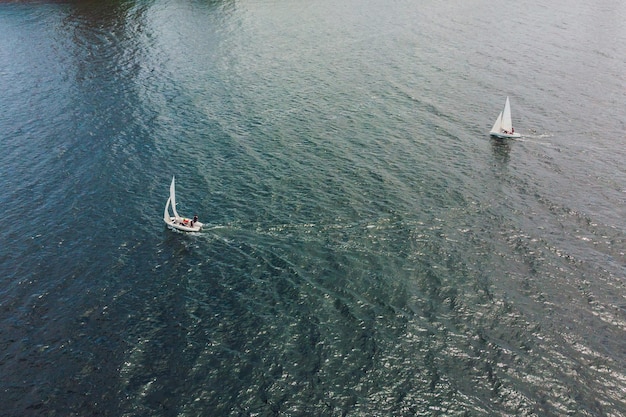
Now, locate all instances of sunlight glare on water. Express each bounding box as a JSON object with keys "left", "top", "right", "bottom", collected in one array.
[{"left": 0, "top": 0, "right": 624, "bottom": 416}]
